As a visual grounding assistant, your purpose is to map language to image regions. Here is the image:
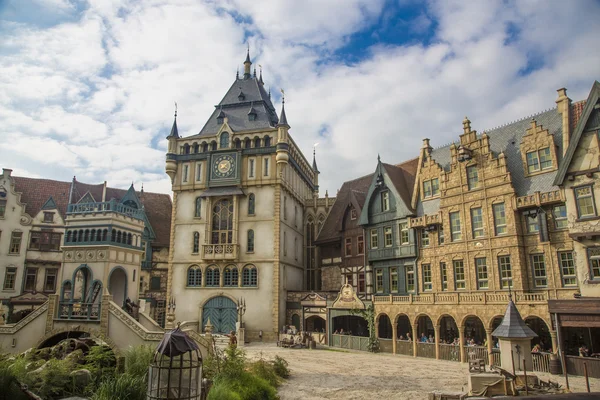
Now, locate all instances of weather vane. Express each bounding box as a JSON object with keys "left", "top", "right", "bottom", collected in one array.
[
  {"left": 174, "top": 101, "right": 178, "bottom": 117},
  {"left": 280, "top": 88, "right": 285, "bottom": 103}
]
